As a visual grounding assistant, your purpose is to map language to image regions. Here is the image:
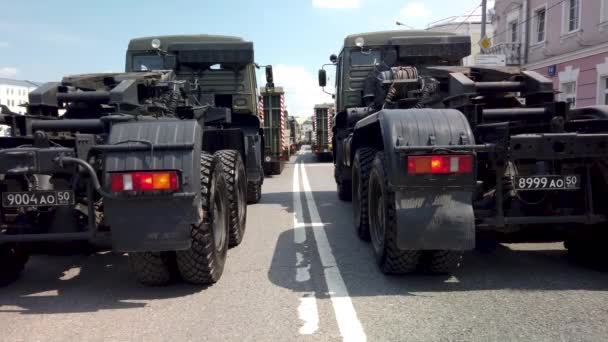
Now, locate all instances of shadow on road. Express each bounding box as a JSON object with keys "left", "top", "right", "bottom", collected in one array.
[{"left": 0, "top": 252, "right": 202, "bottom": 315}]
